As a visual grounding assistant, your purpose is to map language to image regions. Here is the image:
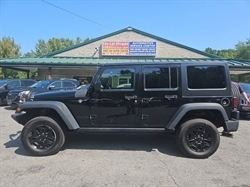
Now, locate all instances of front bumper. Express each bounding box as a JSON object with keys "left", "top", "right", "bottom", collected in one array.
[{"left": 11, "top": 112, "right": 28, "bottom": 126}]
